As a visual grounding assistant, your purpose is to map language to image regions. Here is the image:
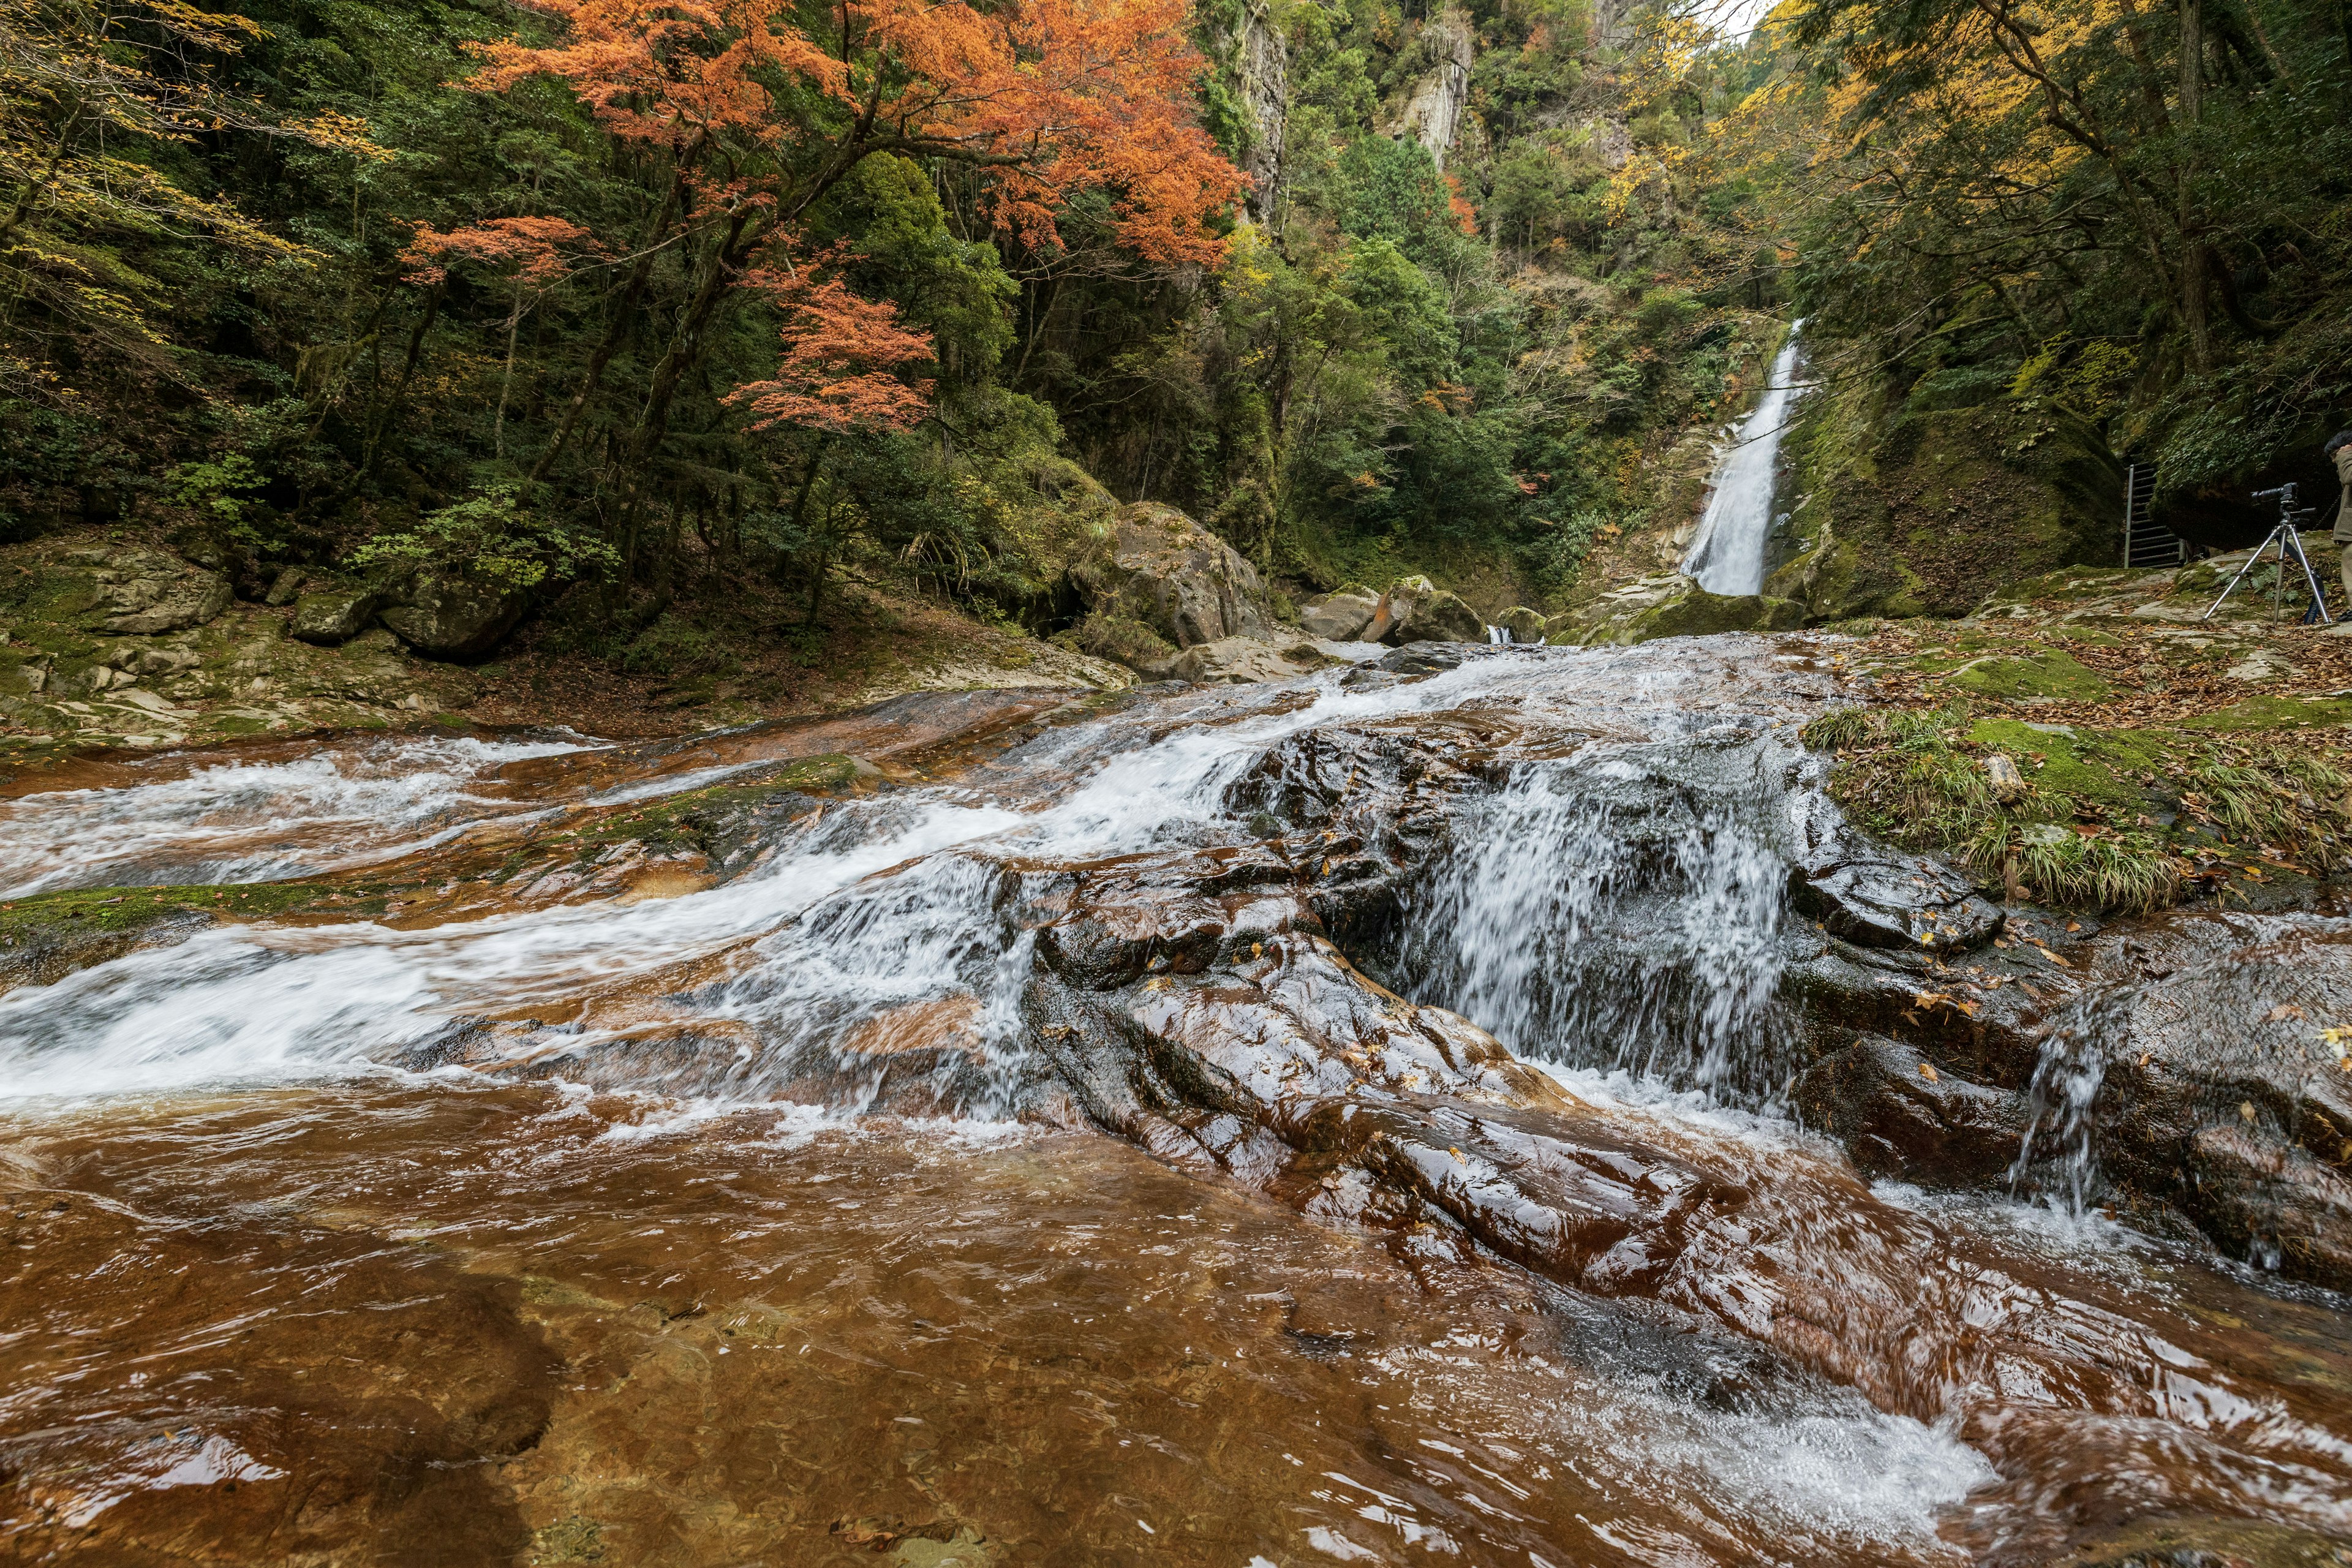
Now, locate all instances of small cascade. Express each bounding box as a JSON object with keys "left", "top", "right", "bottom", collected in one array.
[
  {"left": 1684, "top": 320, "right": 1811, "bottom": 597},
  {"left": 2007, "top": 991, "right": 2122, "bottom": 1216},
  {"left": 1383, "top": 713, "right": 1805, "bottom": 1102}
]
